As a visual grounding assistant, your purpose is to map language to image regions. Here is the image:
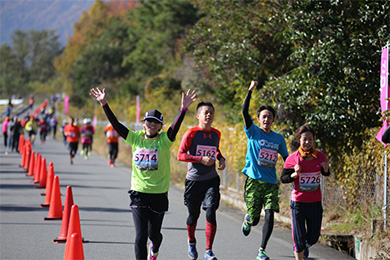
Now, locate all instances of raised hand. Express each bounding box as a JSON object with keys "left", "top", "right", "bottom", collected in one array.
[
  {"left": 90, "top": 87, "right": 107, "bottom": 106},
  {"left": 249, "top": 80, "right": 258, "bottom": 91},
  {"left": 181, "top": 89, "right": 197, "bottom": 109}
]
